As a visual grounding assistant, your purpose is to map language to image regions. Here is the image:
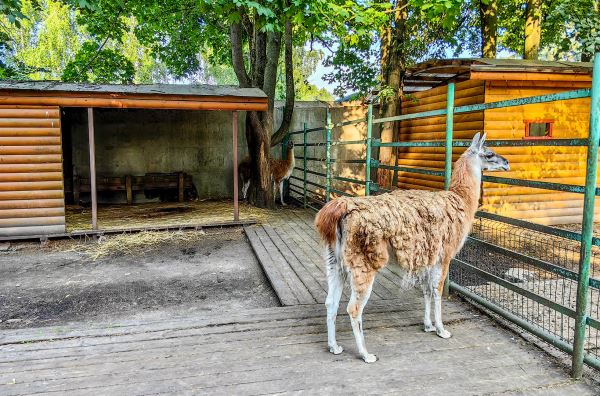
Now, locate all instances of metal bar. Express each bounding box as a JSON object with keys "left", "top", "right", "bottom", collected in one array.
[
  {"left": 333, "top": 118, "right": 367, "bottom": 128},
  {"left": 297, "top": 156, "right": 326, "bottom": 162},
  {"left": 332, "top": 139, "right": 366, "bottom": 146},
  {"left": 304, "top": 169, "right": 327, "bottom": 178},
  {"left": 303, "top": 122, "right": 307, "bottom": 209},
  {"left": 450, "top": 281, "right": 600, "bottom": 372},
  {"left": 452, "top": 258, "right": 577, "bottom": 318},
  {"left": 330, "top": 159, "right": 366, "bottom": 164},
  {"left": 331, "top": 188, "right": 355, "bottom": 197},
  {"left": 377, "top": 164, "right": 445, "bottom": 177},
  {"left": 332, "top": 175, "right": 366, "bottom": 185},
  {"left": 325, "top": 108, "right": 332, "bottom": 202},
  {"left": 365, "top": 103, "right": 373, "bottom": 196},
  {"left": 301, "top": 142, "right": 327, "bottom": 147},
  {"left": 573, "top": 52, "right": 600, "bottom": 379},
  {"left": 455, "top": 88, "right": 591, "bottom": 114},
  {"left": 482, "top": 175, "right": 590, "bottom": 194},
  {"left": 443, "top": 83, "right": 455, "bottom": 297},
  {"left": 288, "top": 126, "right": 326, "bottom": 135},
  {"left": 371, "top": 108, "right": 448, "bottom": 124},
  {"left": 444, "top": 82, "right": 455, "bottom": 191},
  {"left": 232, "top": 111, "right": 239, "bottom": 221},
  {"left": 476, "top": 211, "right": 600, "bottom": 247},
  {"left": 290, "top": 175, "right": 326, "bottom": 190},
  {"left": 374, "top": 139, "right": 589, "bottom": 148},
  {"left": 87, "top": 108, "right": 97, "bottom": 230}
]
